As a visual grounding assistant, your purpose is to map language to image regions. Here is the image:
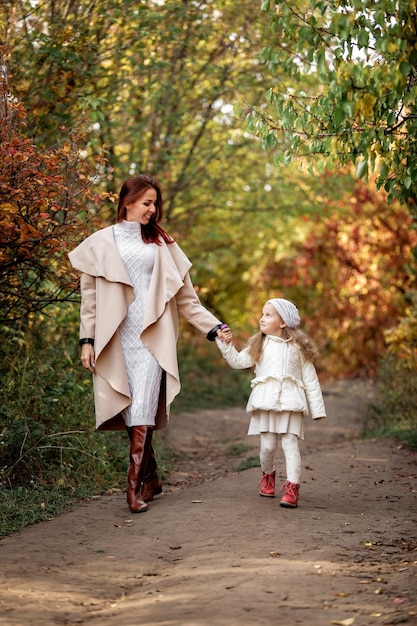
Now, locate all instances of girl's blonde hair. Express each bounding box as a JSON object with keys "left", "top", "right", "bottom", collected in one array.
[{"left": 247, "top": 329, "right": 320, "bottom": 364}]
